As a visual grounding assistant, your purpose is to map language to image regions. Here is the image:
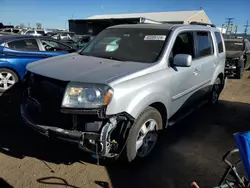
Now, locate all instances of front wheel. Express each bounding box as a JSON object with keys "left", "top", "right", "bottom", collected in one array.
[{"left": 125, "top": 107, "right": 163, "bottom": 162}]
